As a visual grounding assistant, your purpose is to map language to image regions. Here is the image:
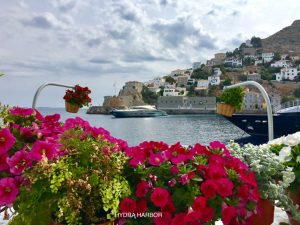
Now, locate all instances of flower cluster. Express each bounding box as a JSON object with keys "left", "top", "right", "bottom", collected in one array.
[
  {"left": 227, "top": 141, "right": 300, "bottom": 222},
  {"left": 0, "top": 106, "right": 130, "bottom": 225},
  {"left": 121, "top": 141, "right": 259, "bottom": 225},
  {"left": 267, "top": 132, "right": 300, "bottom": 191},
  {"left": 63, "top": 85, "right": 91, "bottom": 108}
]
